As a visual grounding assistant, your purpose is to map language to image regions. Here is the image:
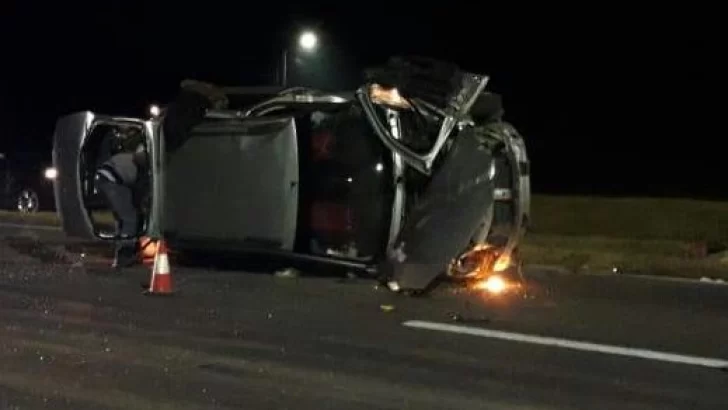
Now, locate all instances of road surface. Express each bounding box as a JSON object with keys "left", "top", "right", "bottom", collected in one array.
[{"left": 1, "top": 222, "right": 727, "bottom": 409}]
